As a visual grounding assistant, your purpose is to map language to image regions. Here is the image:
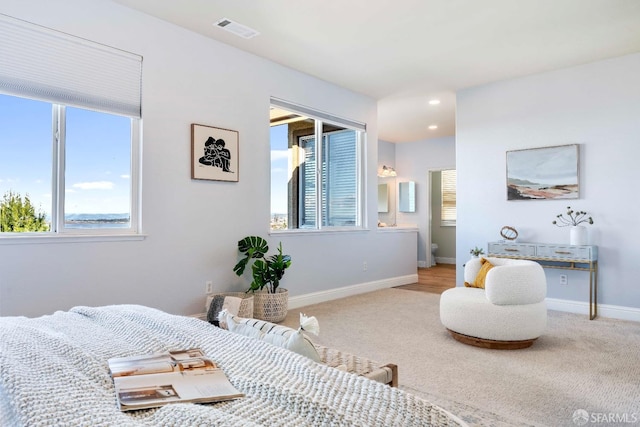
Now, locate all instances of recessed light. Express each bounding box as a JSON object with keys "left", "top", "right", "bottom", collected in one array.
[
  {"left": 428, "top": 125, "right": 438, "bottom": 130},
  {"left": 428, "top": 99, "right": 441, "bottom": 105}
]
